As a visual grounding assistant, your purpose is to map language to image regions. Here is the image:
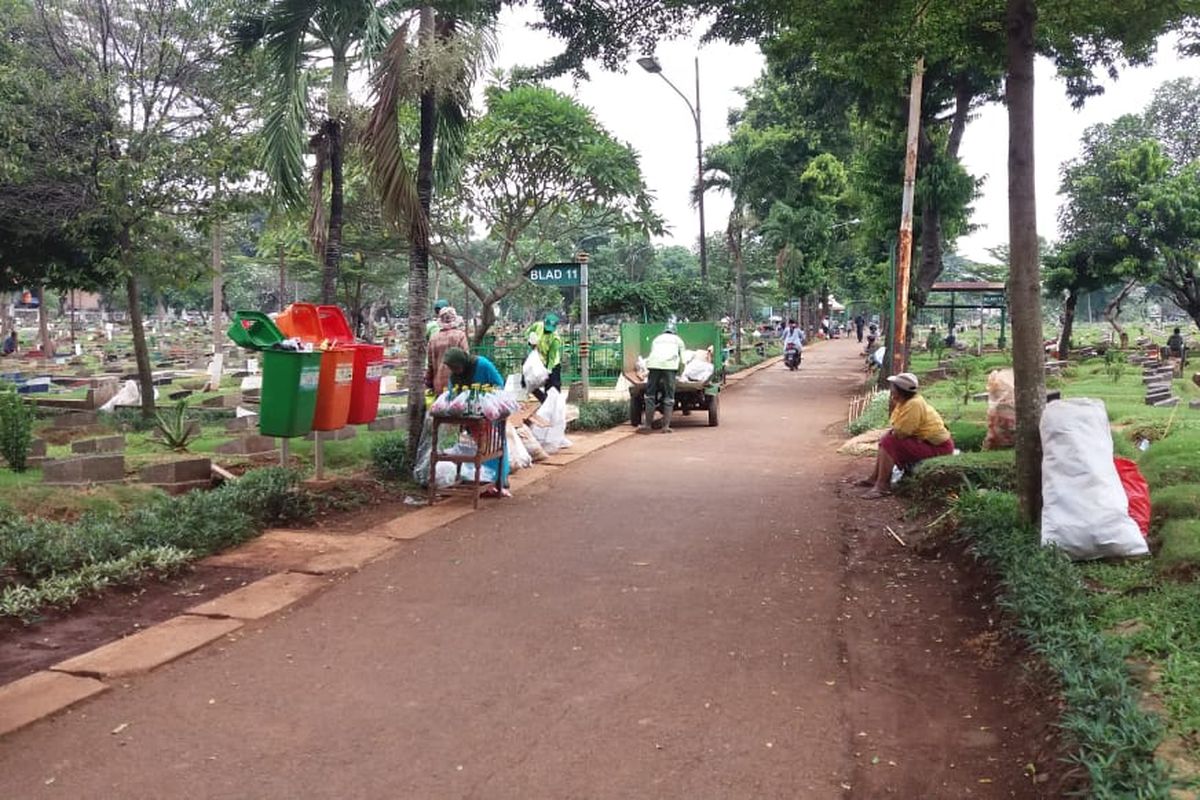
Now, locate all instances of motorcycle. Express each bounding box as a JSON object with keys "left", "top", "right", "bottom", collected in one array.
[{"left": 784, "top": 342, "right": 802, "bottom": 371}]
